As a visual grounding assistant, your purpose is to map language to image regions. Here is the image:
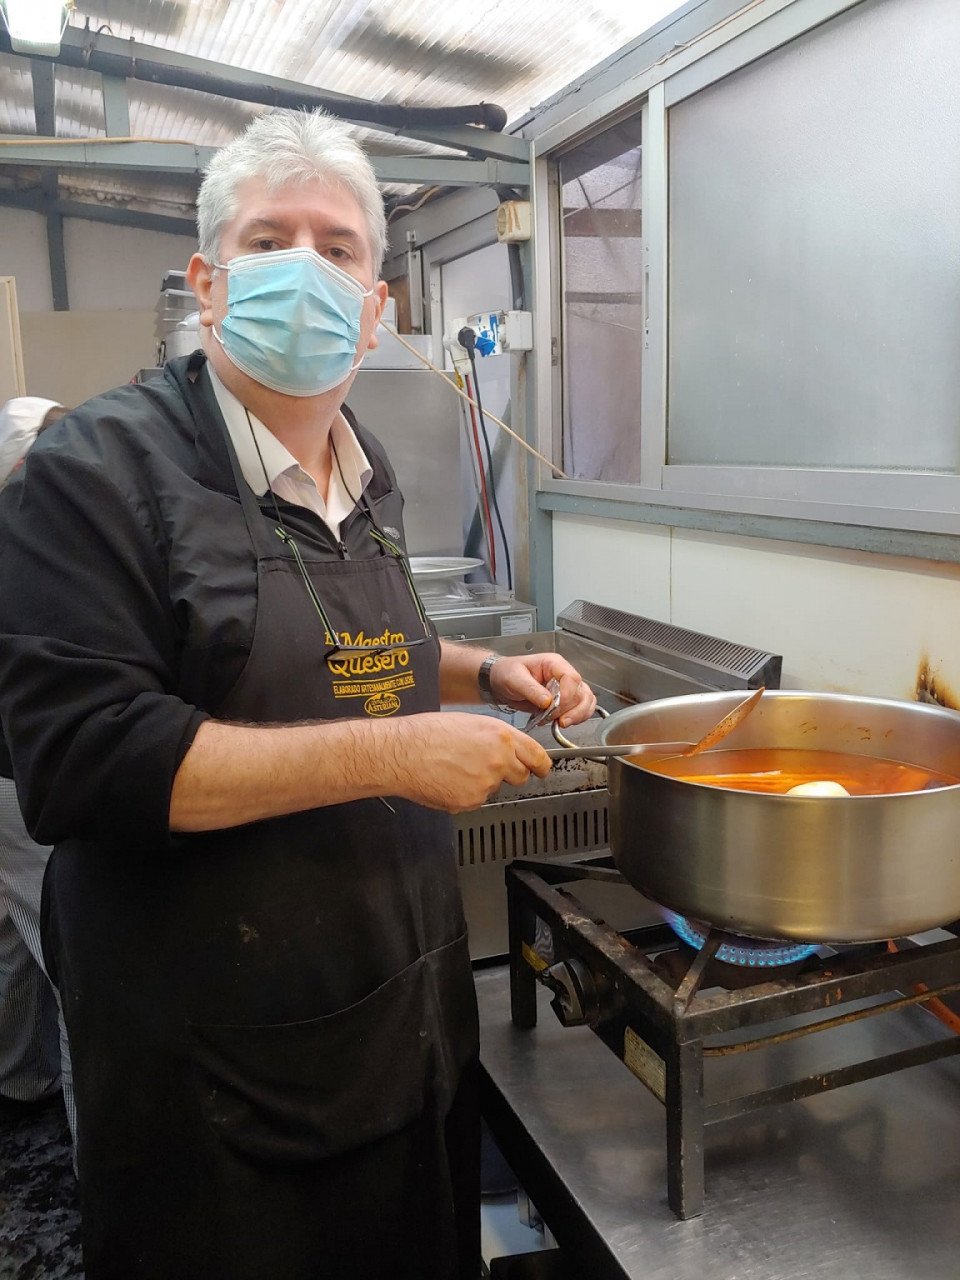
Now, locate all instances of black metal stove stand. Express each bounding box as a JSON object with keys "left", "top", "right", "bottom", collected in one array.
[{"left": 506, "top": 855, "right": 960, "bottom": 1220}]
